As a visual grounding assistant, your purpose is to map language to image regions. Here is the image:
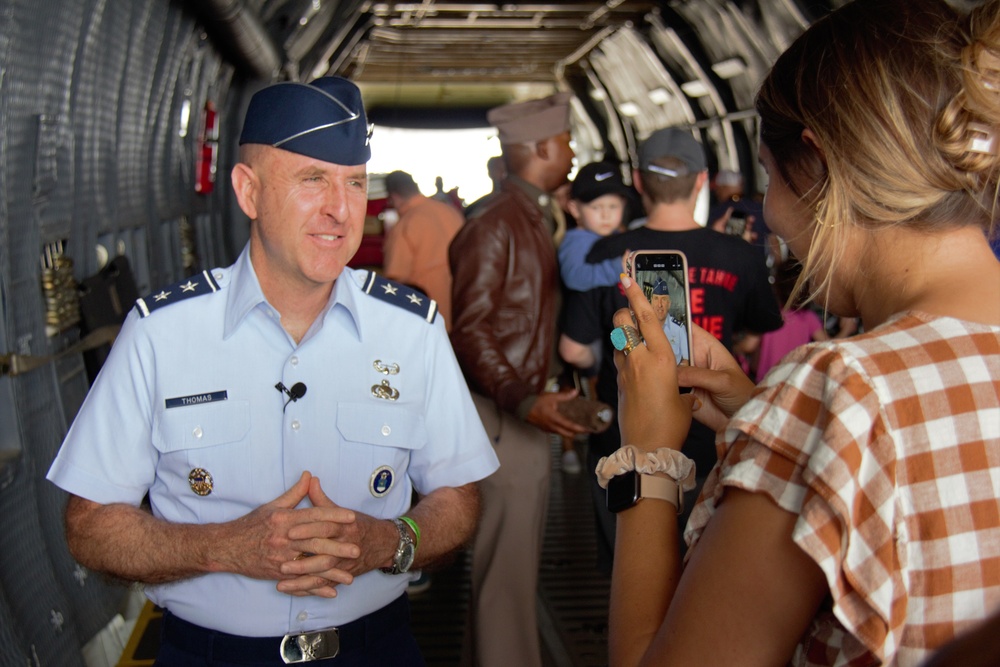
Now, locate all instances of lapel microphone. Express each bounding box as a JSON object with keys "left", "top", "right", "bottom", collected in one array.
[{"left": 275, "top": 381, "right": 307, "bottom": 411}]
